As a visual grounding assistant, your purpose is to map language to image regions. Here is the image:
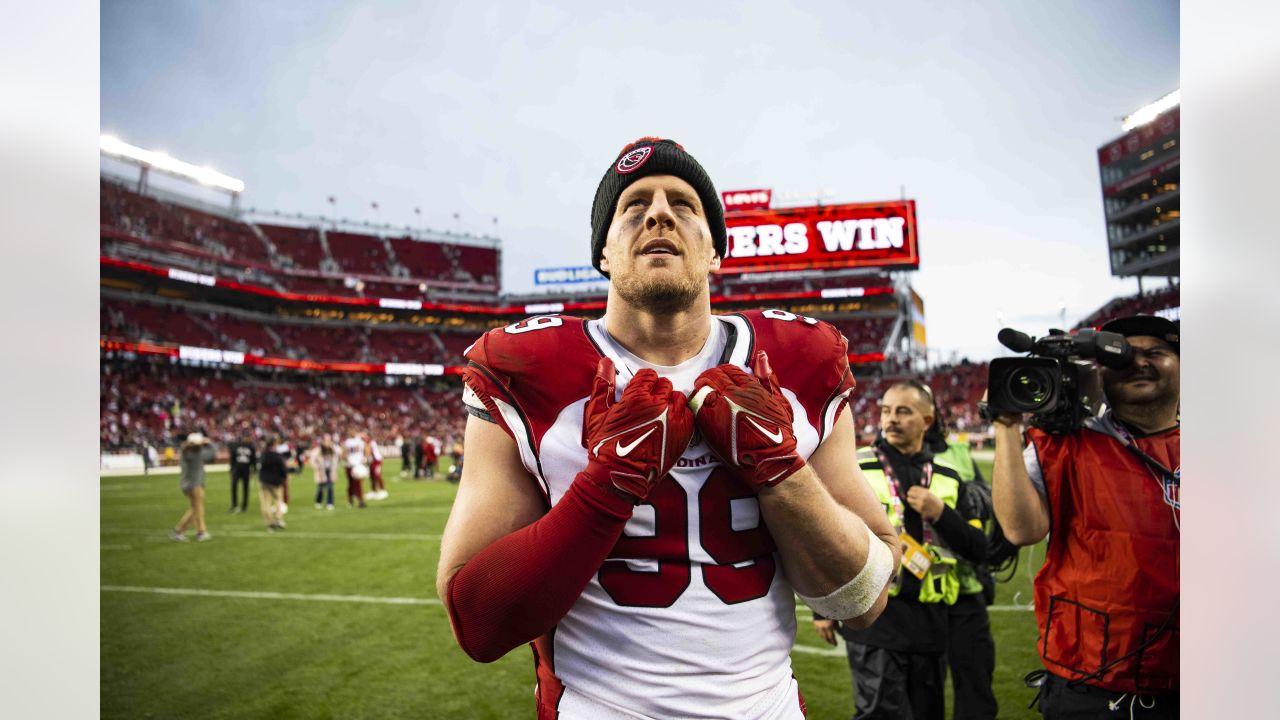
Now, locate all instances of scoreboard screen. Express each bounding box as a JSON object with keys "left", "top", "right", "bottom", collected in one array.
[{"left": 718, "top": 200, "right": 919, "bottom": 275}]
